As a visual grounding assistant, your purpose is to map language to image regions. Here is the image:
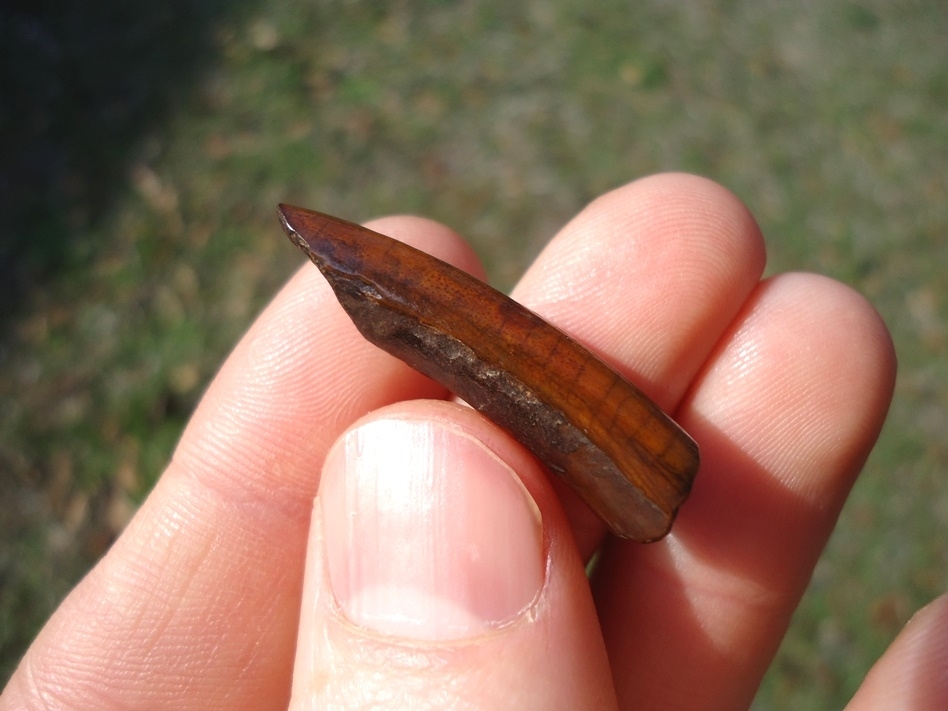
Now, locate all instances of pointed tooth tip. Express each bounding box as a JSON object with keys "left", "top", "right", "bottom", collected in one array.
[
  {"left": 277, "top": 204, "right": 307, "bottom": 237},
  {"left": 277, "top": 203, "right": 299, "bottom": 223}
]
